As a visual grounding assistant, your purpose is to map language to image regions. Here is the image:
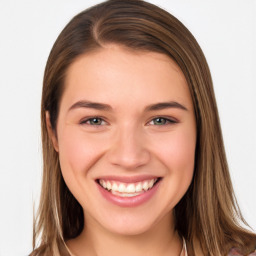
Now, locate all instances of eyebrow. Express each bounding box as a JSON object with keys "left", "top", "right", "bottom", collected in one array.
[
  {"left": 145, "top": 101, "right": 188, "bottom": 112},
  {"left": 68, "top": 100, "right": 112, "bottom": 112},
  {"left": 68, "top": 100, "right": 188, "bottom": 112}
]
